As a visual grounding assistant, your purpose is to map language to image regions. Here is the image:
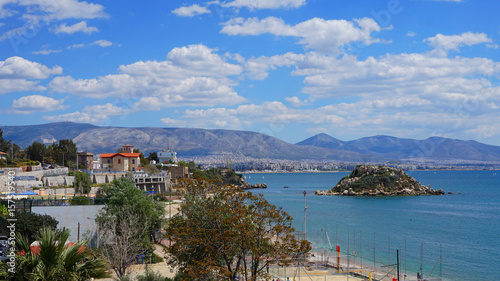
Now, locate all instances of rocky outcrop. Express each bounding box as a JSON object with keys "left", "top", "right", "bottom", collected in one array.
[
  {"left": 238, "top": 177, "right": 267, "bottom": 190},
  {"left": 315, "top": 165, "right": 444, "bottom": 196}
]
